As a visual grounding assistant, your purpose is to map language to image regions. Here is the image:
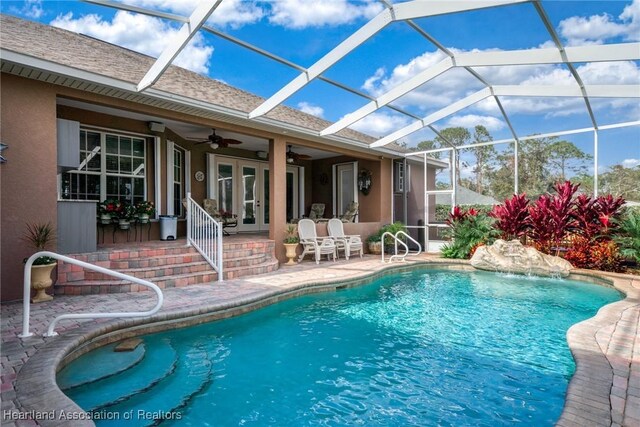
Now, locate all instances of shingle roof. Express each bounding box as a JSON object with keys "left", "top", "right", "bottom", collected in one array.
[{"left": 0, "top": 14, "right": 388, "bottom": 147}]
